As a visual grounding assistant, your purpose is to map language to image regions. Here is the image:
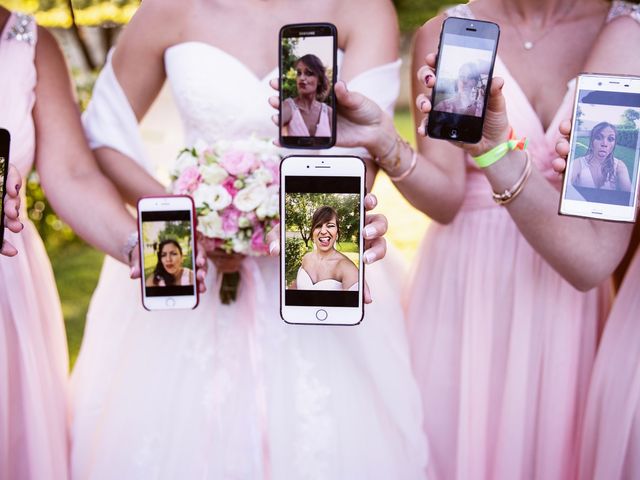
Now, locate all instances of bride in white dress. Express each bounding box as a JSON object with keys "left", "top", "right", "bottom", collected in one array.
[{"left": 70, "top": 1, "right": 428, "bottom": 478}]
